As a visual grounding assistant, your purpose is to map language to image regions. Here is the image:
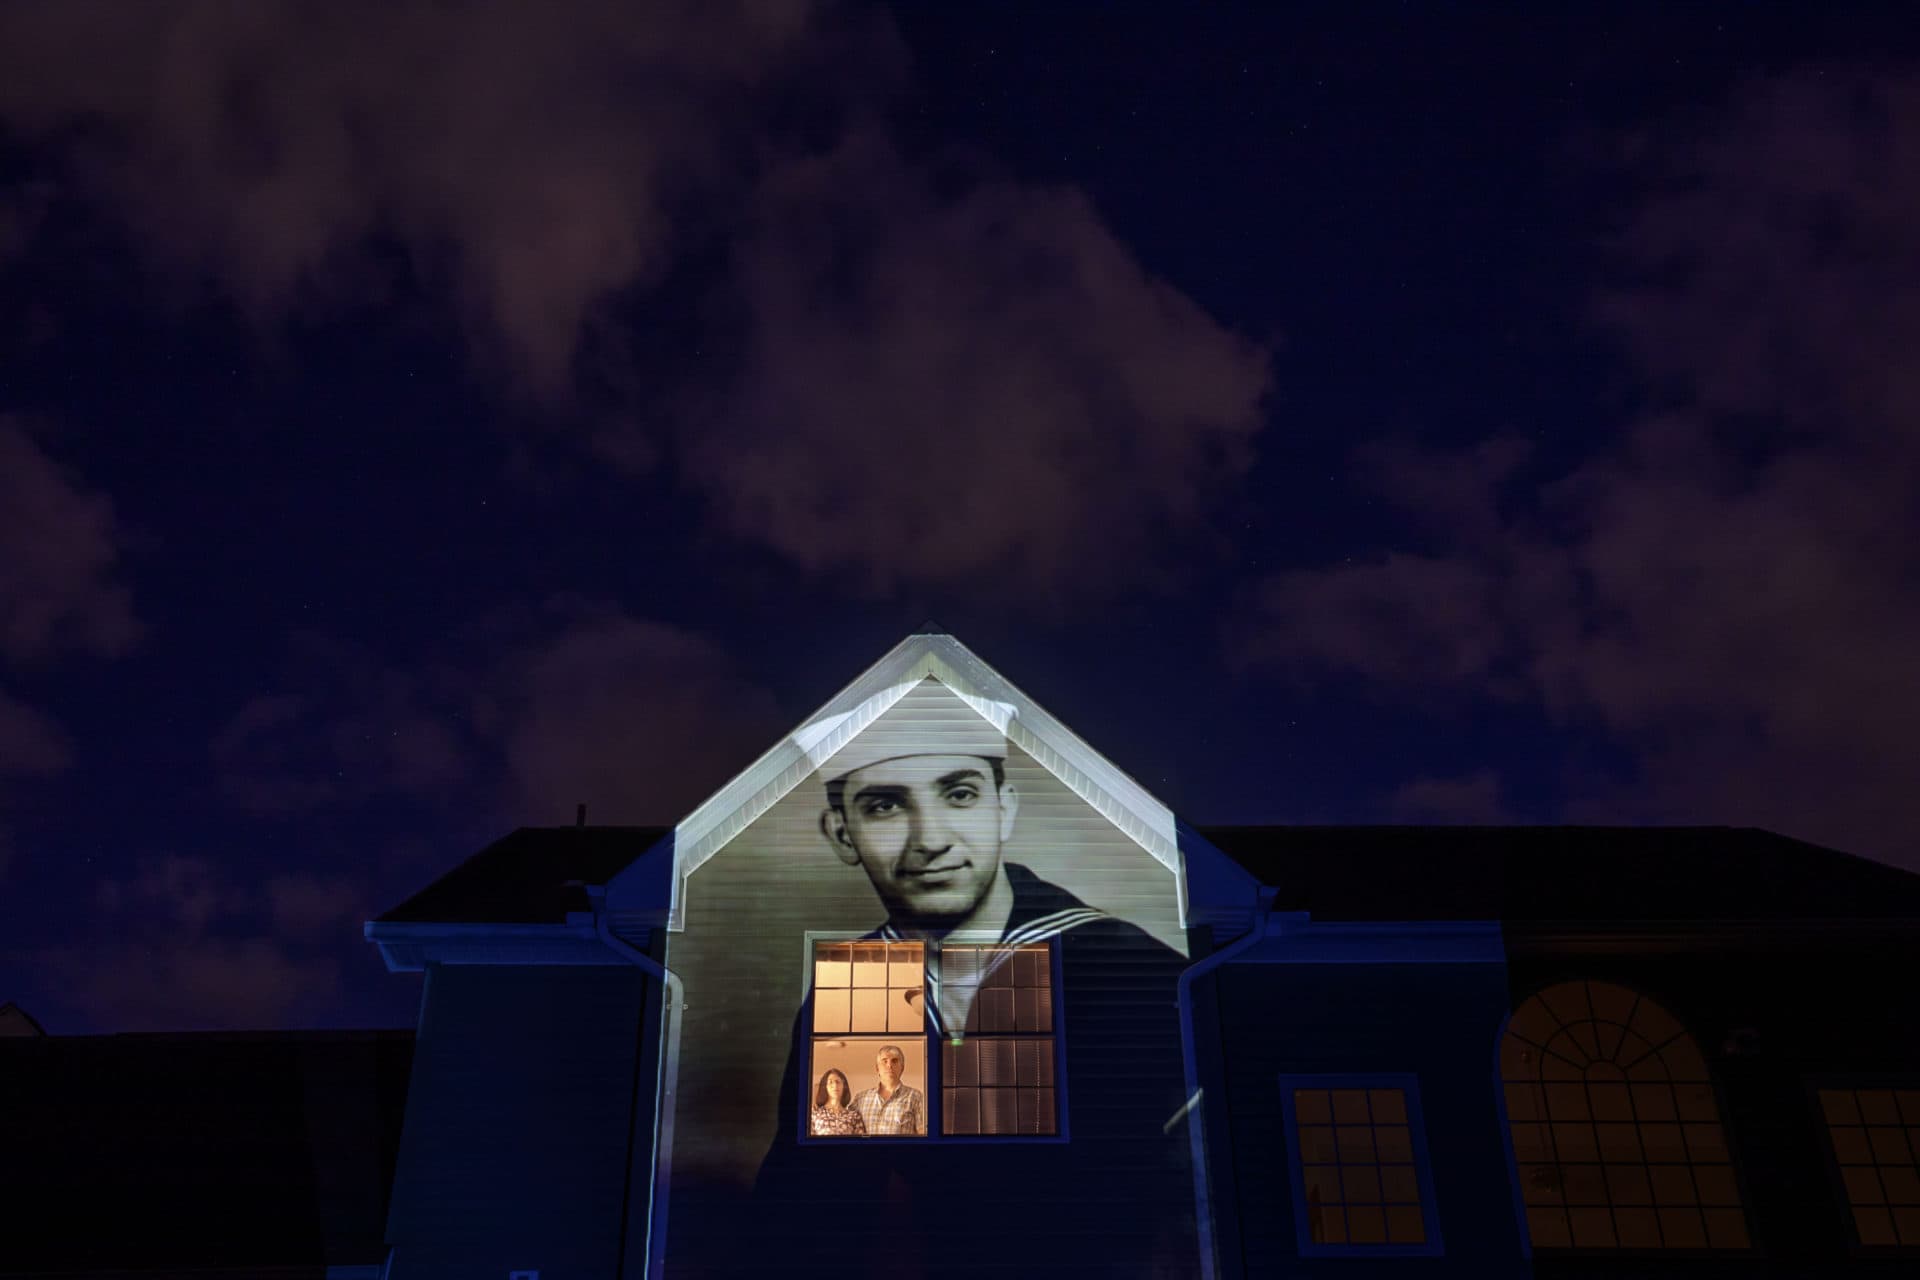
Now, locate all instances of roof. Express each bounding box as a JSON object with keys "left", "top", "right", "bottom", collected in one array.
[
  {"left": 663, "top": 633, "right": 1182, "bottom": 931},
  {"left": 377, "top": 824, "right": 669, "bottom": 923},
  {"left": 1, "top": 1029, "right": 413, "bottom": 1274},
  {"left": 375, "top": 823, "right": 1920, "bottom": 928},
  {"left": 1206, "top": 825, "right": 1920, "bottom": 923}
]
